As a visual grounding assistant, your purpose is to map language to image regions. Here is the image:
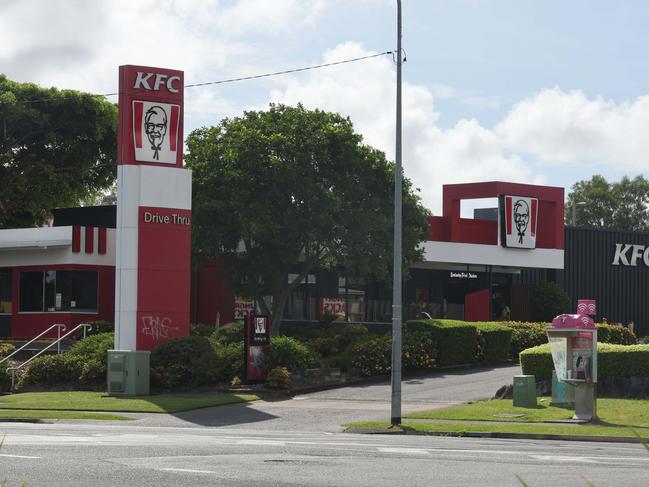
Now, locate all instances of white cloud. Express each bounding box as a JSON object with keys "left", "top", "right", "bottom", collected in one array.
[
  {"left": 497, "top": 88, "right": 649, "bottom": 171},
  {"left": 267, "top": 44, "right": 649, "bottom": 214}
]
